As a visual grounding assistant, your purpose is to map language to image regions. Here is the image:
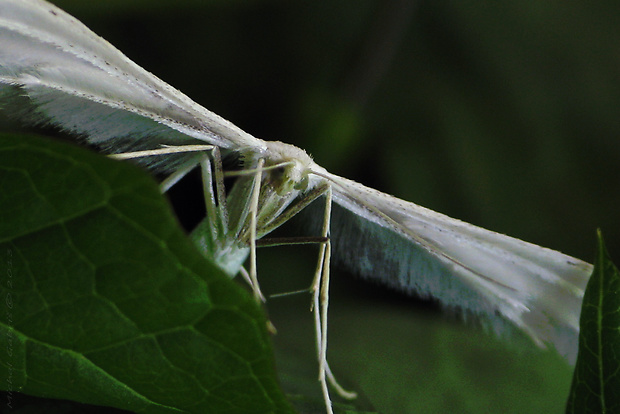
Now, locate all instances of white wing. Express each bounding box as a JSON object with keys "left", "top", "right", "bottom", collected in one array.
[
  {"left": 320, "top": 171, "right": 591, "bottom": 362},
  {"left": 0, "top": 0, "right": 266, "bottom": 166}
]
